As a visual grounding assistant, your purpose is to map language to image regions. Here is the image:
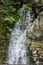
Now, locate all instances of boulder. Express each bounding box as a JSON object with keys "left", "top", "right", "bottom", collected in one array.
[
  {"left": 27, "top": 11, "right": 43, "bottom": 40},
  {"left": 26, "top": 11, "right": 43, "bottom": 65}
]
